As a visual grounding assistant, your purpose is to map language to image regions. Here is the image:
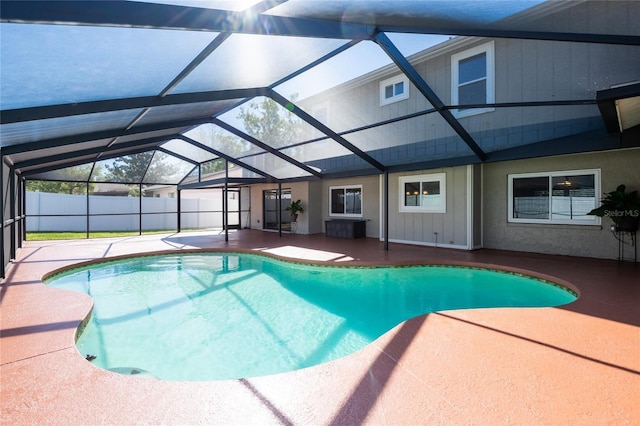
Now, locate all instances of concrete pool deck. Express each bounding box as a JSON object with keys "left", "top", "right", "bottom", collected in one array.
[{"left": 1, "top": 230, "right": 638, "bottom": 425}]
